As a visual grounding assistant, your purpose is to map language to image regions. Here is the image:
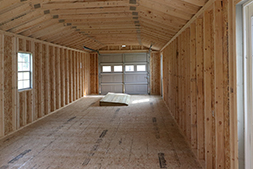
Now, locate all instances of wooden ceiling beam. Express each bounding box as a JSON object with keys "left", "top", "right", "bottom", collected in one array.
[
  {"left": 140, "top": 22, "right": 177, "bottom": 33},
  {"left": 0, "top": 3, "right": 33, "bottom": 24},
  {"left": 41, "top": 1, "right": 133, "bottom": 10},
  {"left": 138, "top": 0, "right": 192, "bottom": 20},
  {"left": 10, "top": 15, "right": 52, "bottom": 34},
  {"left": 29, "top": 22, "right": 64, "bottom": 38},
  {"left": 141, "top": 33, "right": 168, "bottom": 43},
  {"left": 57, "top": 12, "right": 132, "bottom": 20},
  {"left": 139, "top": 16, "right": 183, "bottom": 30},
  {"left": 0, "top": 0, "right": 24, "bottom": 12},
  {"left": 51, "top": 32, "right": 78, "bottom": 43},
  {"left": 21, "top": 19, "right": 59, "bottom": 36},
  {"left": 141, "top": 29, "right": 173, "bottom": 39},
  {"left": 142, "top": 0, "right": 200, "bottom": 14},
  {"left": 138, "top": 7, "right": 187, "bottom": 26},
  {"left": 181, "top": 0, "right": 207, "bottom": 6},
  {"left": 0, "top": 9, "right": 47, "bottom": 31},
  {"left": 80, "top": 29, "right": 137, "bottom": 35},
  {"left": 140, "top": 20, "right": 179, "bottom": 32},
  {"left": 50, "top": 7, "right": 130, "bottom": 15},
  {"left": 75, "top": 25, "right": 136, "bottom": 30},
  {"left": 39, "top": 26, "right": 74, "bottom": 41},
  {"left": 78, "top": 28, "right": 137, "bottom": 33},
  {"left": 71, "top": 21, "right": 134, "bottom": 27},
  {"left": 62, "top": 18, "right": 134, "bottom": 24}
]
